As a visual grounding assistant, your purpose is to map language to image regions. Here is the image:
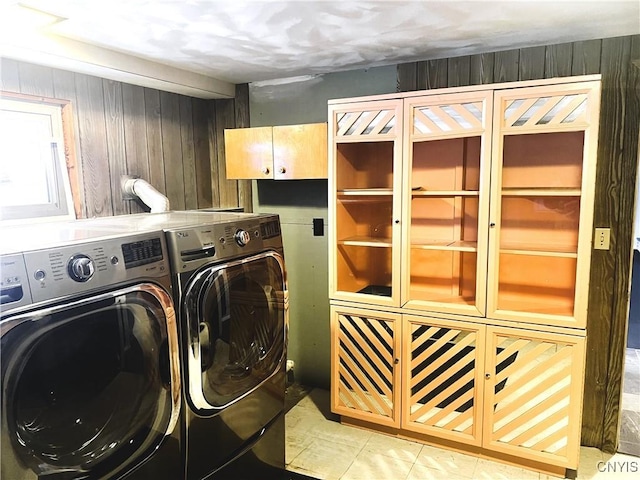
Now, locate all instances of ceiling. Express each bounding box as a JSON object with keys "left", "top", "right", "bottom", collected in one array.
[{"left": 1, "top": 1, "right": 639, "bottom": 96}]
